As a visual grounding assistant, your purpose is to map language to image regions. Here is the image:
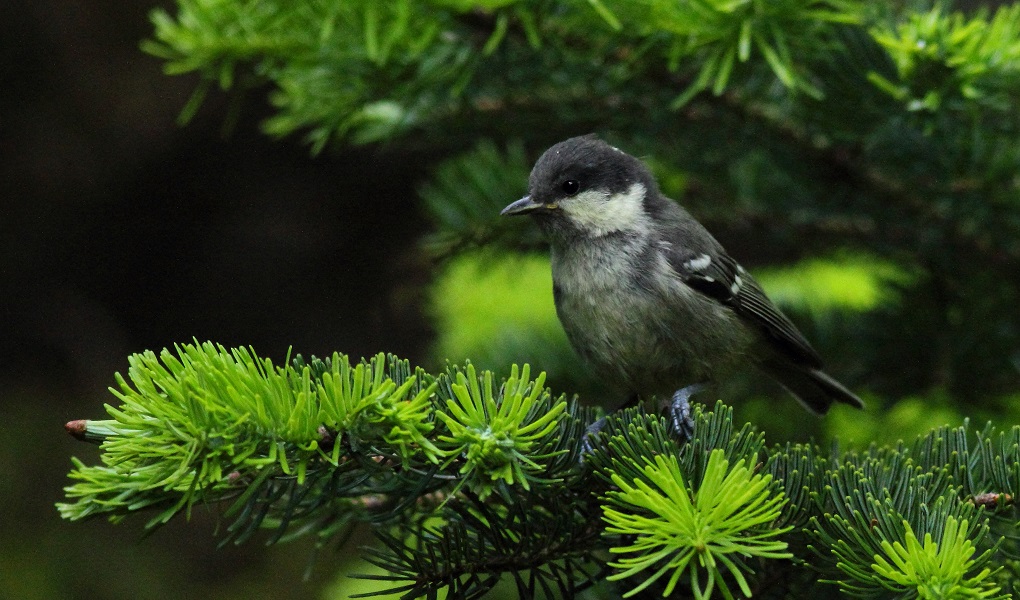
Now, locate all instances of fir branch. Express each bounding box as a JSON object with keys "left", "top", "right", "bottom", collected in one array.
[
  {"left": 60, "top": 345, "right": 1020, "bottom": 598},
  {"left": 602, "top": 449, "right": 792, "bottom": 599},
  {"left": 359, "top": 487, "right": 607, "bottom": 599},
  {"left": 871, "top": 516, "right": 1003, "bottom": 599},
  {"left": 706, "top": 89, "right": 1020, "bottom": 271},
  {"left": 435, "top": 363, "right": 568, "bottom": 498}
]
